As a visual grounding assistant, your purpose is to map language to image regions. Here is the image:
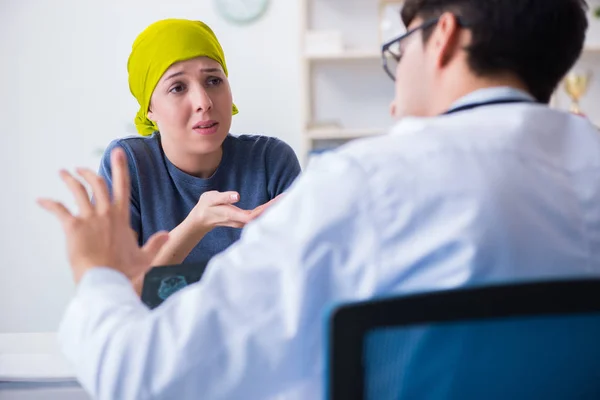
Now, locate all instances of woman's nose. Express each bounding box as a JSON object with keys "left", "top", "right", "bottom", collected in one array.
[{"left": 191, "top": 86, "right": 213, "bottom": 112}]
